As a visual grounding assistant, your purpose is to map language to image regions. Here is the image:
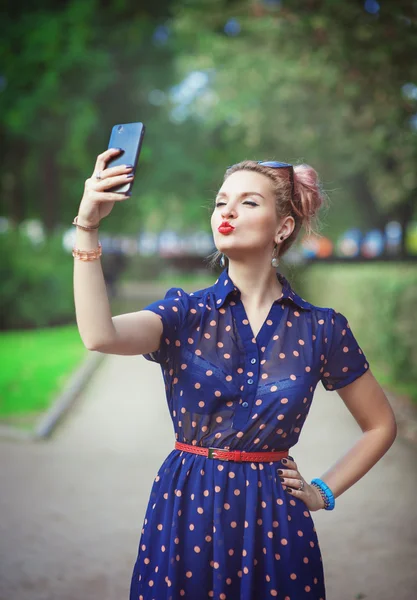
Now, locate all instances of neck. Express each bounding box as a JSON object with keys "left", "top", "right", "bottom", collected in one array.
[{"left": 226, "top": 262, "right": 283, "bottom": 308}]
